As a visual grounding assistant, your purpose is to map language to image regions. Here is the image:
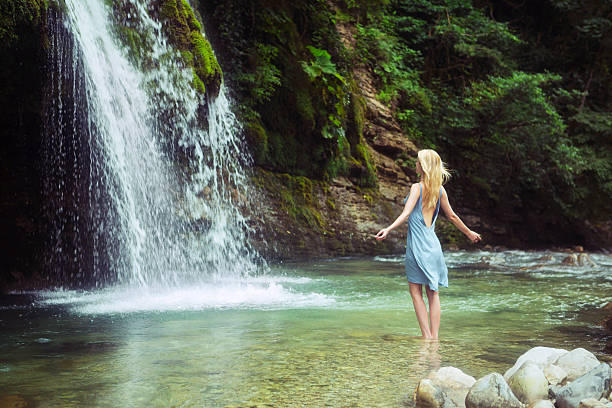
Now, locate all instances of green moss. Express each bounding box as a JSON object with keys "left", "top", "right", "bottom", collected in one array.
[
  {"left": 257, "top": 169, "right": 329, "bottom": 232},
  {"left": 190, "top": 29, "right": 222, "bottom": 91},
  {"left": 181, "top": 0, "right": 201, "bottom": 31},
  {"left": 156, "top": 0, "right": 222, "bottom": 96},
  {"left": 0, "top": 0, "right": 46, "bottom": 45},
  {"left": 192, "top": 70, "right": 205, "bottom": 94}
]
